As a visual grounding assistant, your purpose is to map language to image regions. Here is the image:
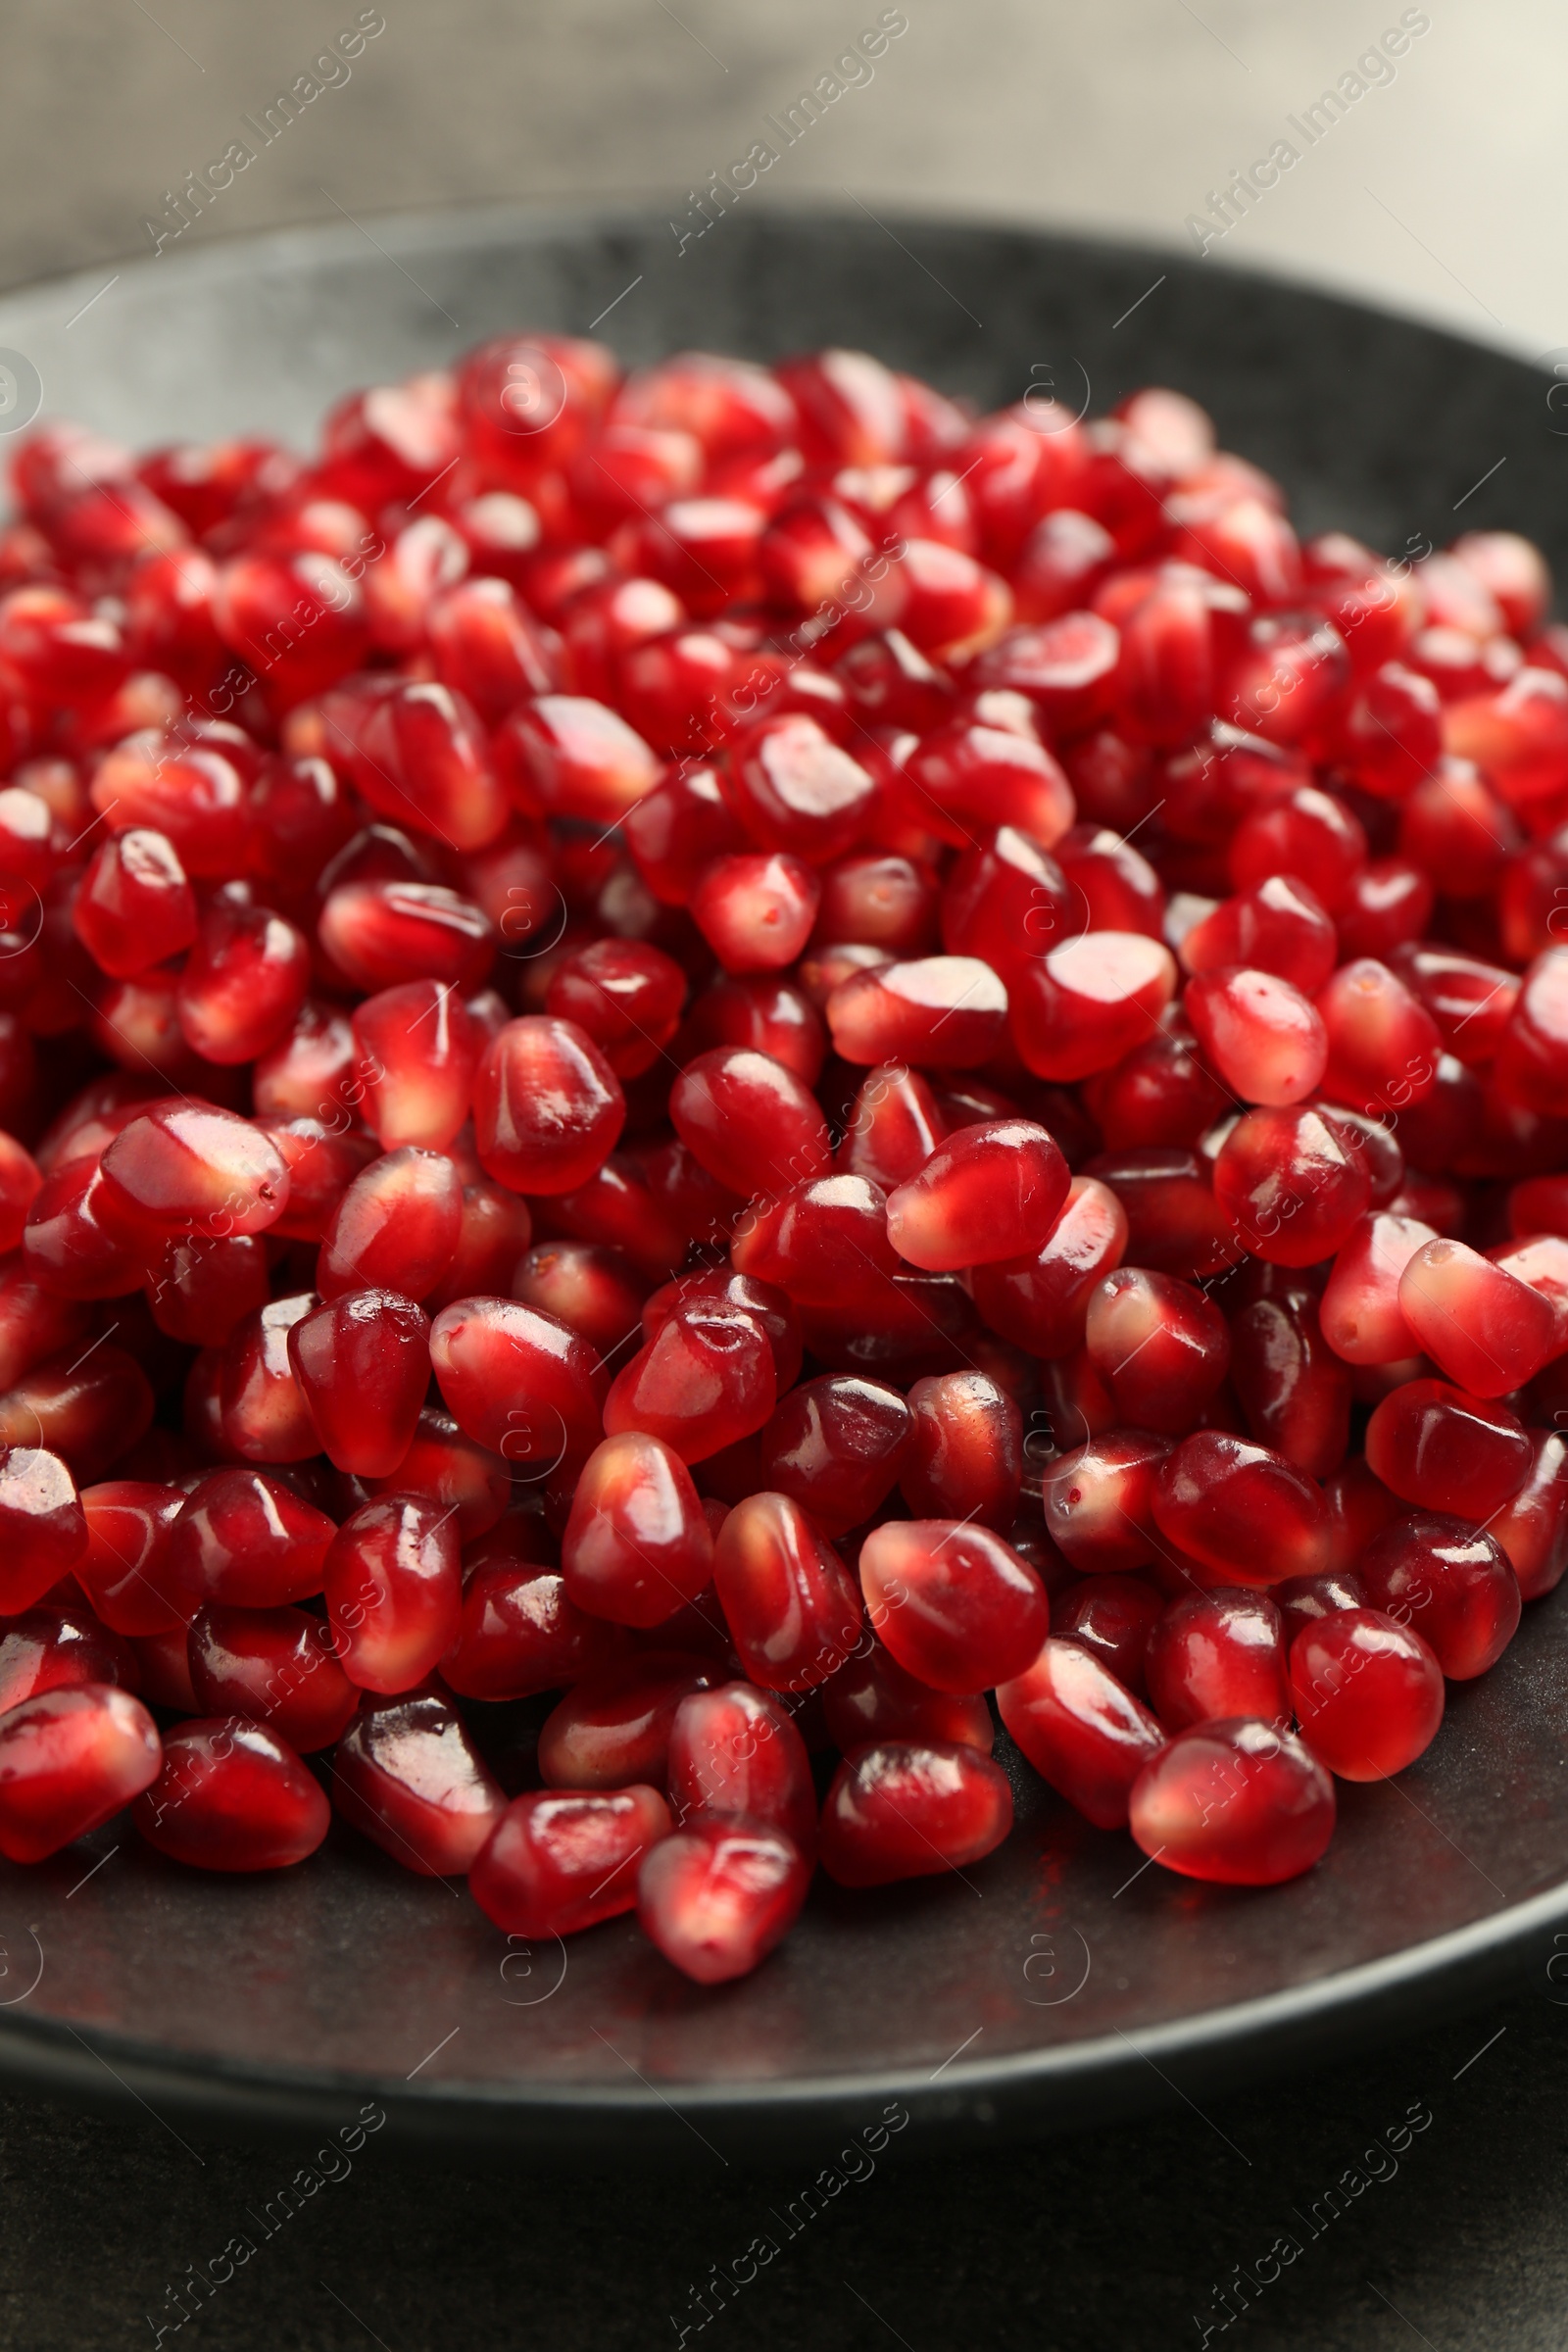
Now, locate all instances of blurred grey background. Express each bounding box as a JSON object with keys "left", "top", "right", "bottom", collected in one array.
[{"left": 0, "top": 0, "right": 1557, "bottom": 357}]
